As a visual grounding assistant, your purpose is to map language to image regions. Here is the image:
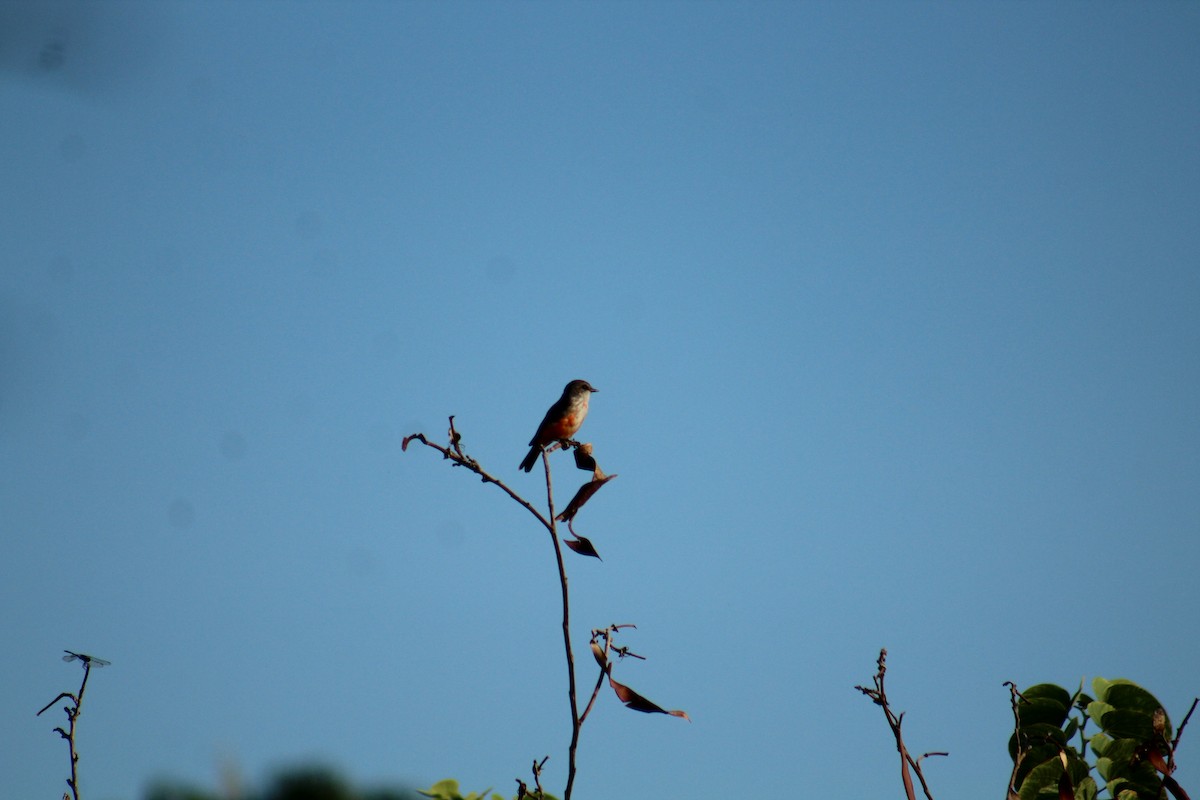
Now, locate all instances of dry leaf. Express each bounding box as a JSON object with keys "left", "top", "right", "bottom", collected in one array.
[
  {"left": 573, "top": 444, "right": 597, "bottom": 472},
  {"left": 608, "top": 674, "right": 690, "bottom": 722},
  {"left": 556, "top": 474, "right": 617, "bottom": 522},
  {"left": 590, "top": 641, "right": 607, "bottom": 668},
  {"left": 565, "top": 536, "right": 601, "bottom": 560}
]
